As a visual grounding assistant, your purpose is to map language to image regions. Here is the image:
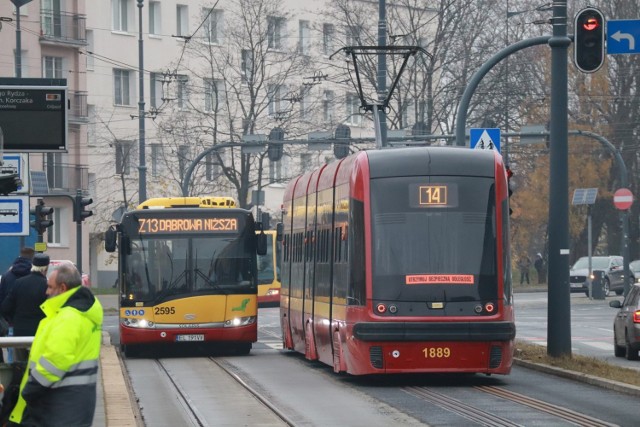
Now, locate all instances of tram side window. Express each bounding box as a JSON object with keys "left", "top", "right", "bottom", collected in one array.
[{"left": 347, "top": 199, "right": 364, "bottom": 305}]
